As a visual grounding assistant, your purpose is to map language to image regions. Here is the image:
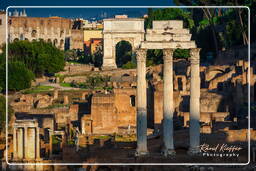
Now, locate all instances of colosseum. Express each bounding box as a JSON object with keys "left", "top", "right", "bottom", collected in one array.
[{"left": 8, "top": 15, "right": 73, "bottom": 50}]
